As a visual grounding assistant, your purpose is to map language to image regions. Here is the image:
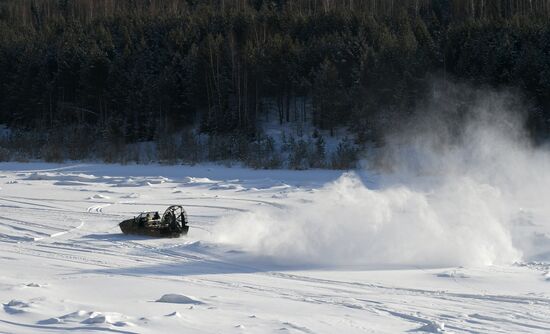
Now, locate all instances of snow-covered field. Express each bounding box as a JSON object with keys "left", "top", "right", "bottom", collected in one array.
[{"left": 0, "top": 162, "right": 549, "bottom": 333}]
